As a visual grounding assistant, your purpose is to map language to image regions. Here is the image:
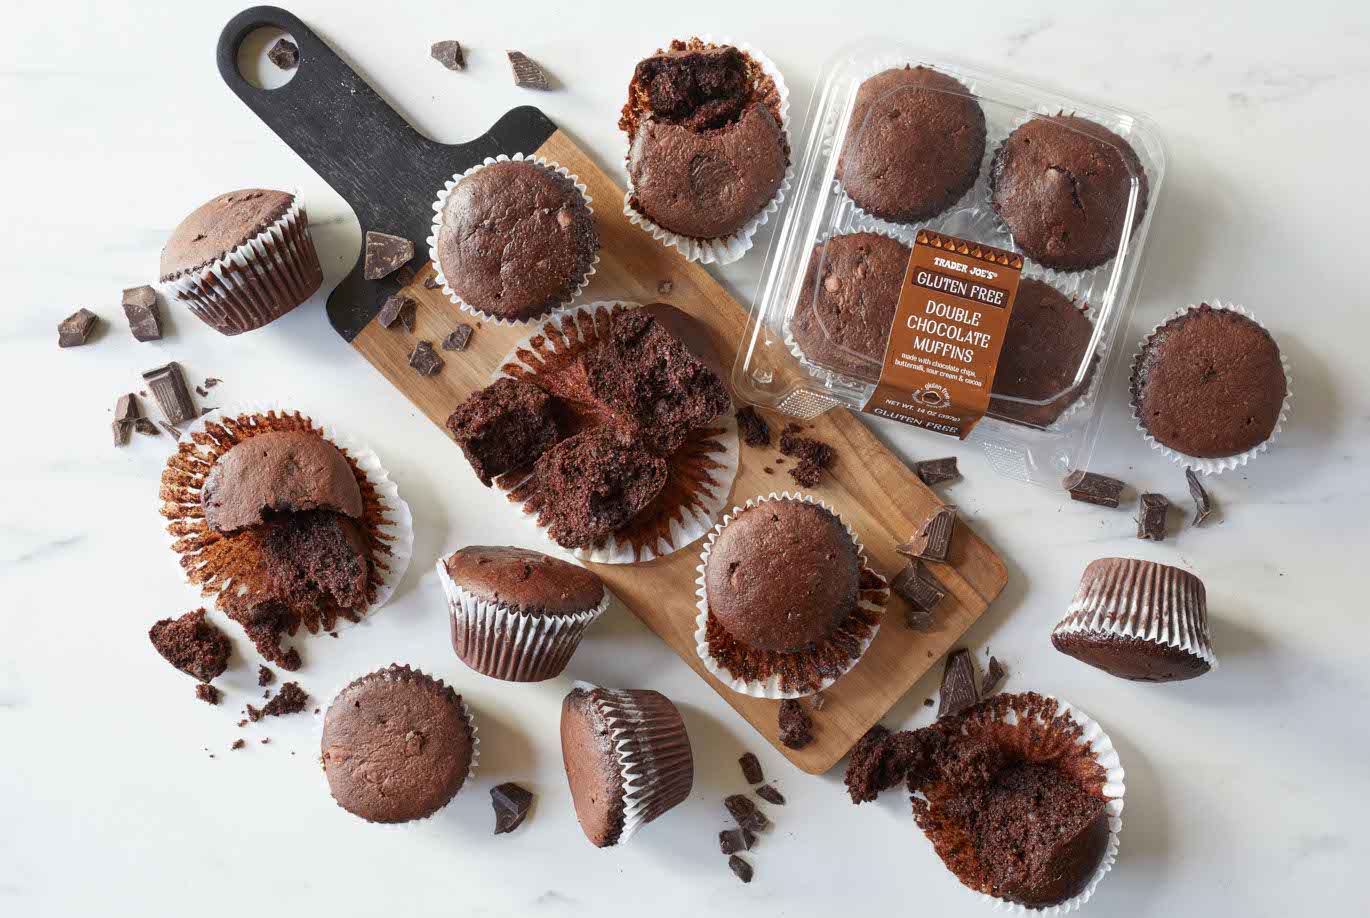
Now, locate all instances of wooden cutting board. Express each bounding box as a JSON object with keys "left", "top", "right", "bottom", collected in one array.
[{"left": 218, "top": 6, "right": 1007, "bottom": 773}]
